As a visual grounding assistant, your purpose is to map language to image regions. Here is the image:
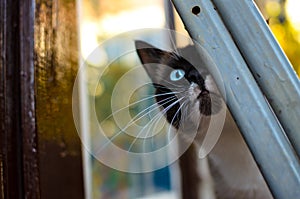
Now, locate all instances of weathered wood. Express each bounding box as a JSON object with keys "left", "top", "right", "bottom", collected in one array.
[
  {"left": 1, "top": 0, "right": 85, "bottom": 198},
  {"left": 34, "top": 0, "right": 85, "bottom": 198},
  {"left": 20, "top": 0, "right": 41, "bottom": 198},
  {"left": 0, "top": 0, "right": 40, "bottom": 198}
]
